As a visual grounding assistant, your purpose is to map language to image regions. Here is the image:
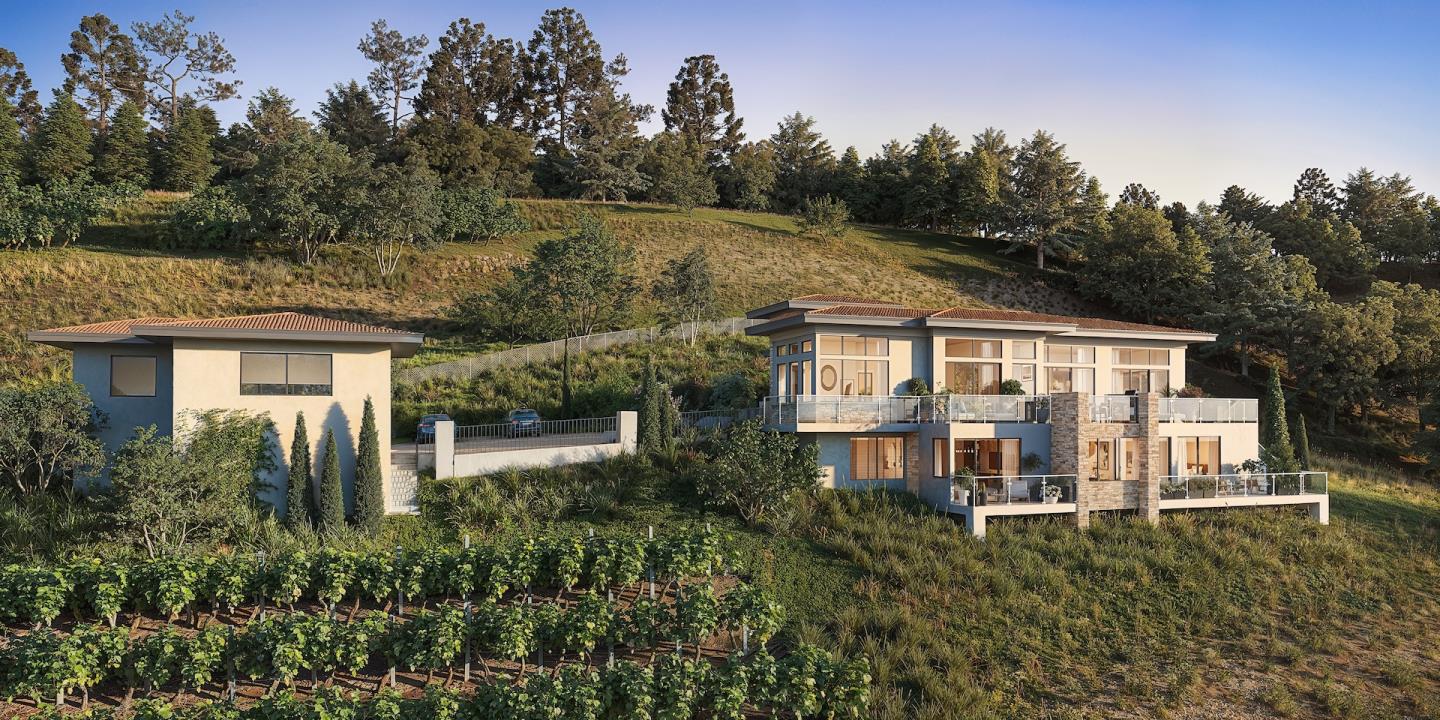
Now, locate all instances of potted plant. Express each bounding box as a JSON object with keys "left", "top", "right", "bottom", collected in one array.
[
  {"left": 1042, "top": 483, "right": 1062, "bottom": 504},
  {"left": 953, "top": 466, "right": 976, "bottom": 506}
]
